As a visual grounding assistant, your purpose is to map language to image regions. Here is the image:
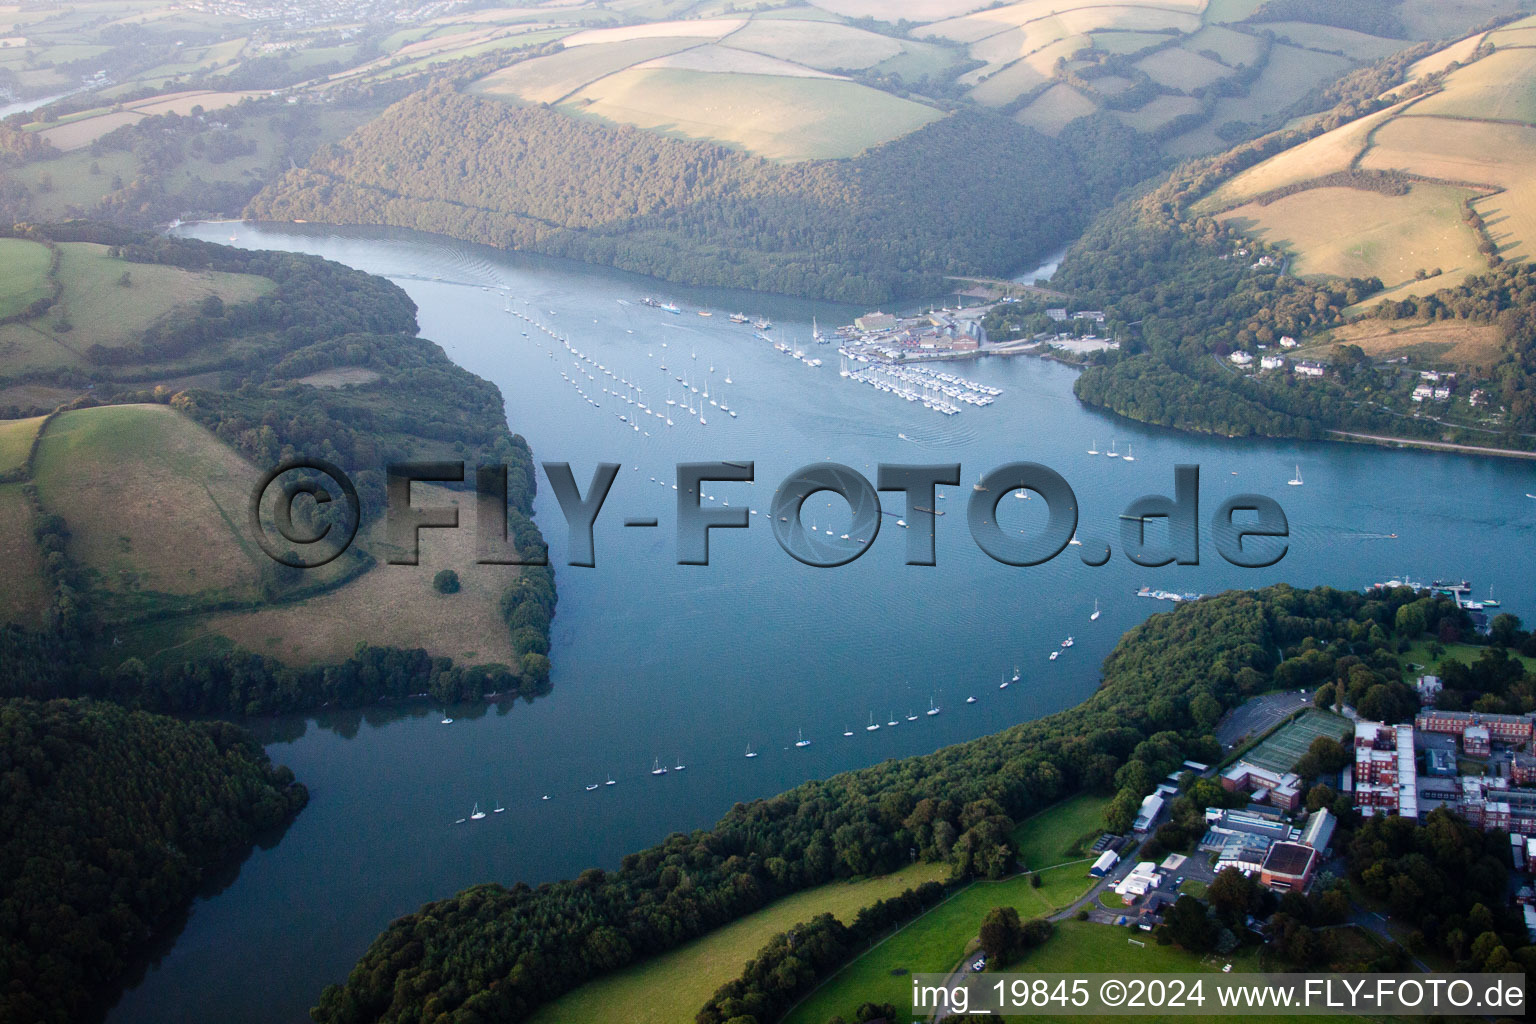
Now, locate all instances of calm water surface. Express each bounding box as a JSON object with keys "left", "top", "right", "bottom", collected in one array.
[{"left": 105, "top": 222, "right": 1536, "bottom": 1023}]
